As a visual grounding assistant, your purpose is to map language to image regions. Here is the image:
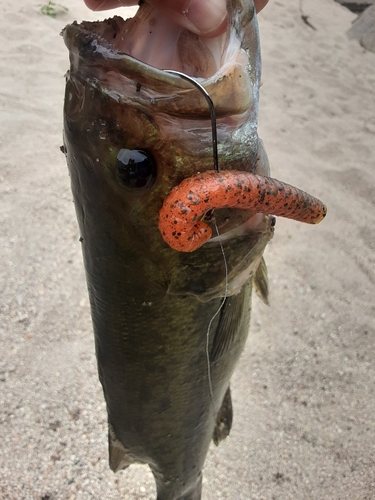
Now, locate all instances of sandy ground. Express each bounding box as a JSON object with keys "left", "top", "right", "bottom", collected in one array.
[{"left": 1, "top": 0, "right": 375, "bottom": 499}]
